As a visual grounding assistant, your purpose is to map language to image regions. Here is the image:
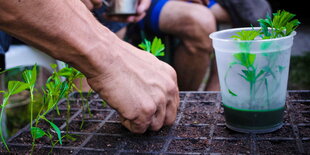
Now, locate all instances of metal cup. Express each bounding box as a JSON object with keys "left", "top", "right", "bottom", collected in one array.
[{"left": 102, "top": 0, "right": 138, "bottom": 15}]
